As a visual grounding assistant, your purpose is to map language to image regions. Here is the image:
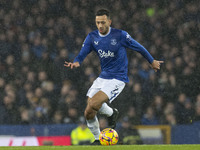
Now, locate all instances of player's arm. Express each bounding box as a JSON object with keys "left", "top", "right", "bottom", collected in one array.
[
  {"left": 64, "top": 34, "right": 93, "bottom": 69},
  {"left": 121, "top": 31, "right": 163, "bottom": 72}
]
